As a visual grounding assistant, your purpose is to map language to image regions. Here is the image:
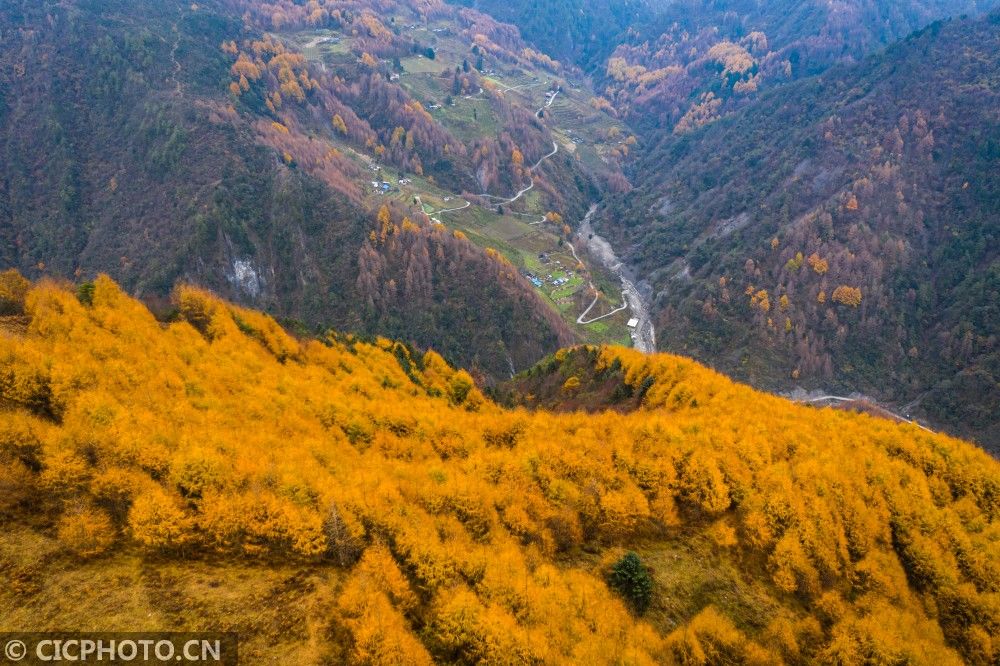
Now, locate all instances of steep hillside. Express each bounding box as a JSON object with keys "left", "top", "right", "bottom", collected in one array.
[
  {"left": 449, "top": 0, "right": 646, "bottom": 69},
  {"left": 1, "top": 275, "right": 999, "bottom": 663},
  {"left": 598, "top": 0, "right": 999, "bottom": 129},
  {"left": 0, "top": 0, "right": 589, "bottom": 377},
  {"left": 599, "top": 14, "right": 1000, "bottom": 450},
  {"left": 449, "top": 0, "right": 997, "bottom": 132}
]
